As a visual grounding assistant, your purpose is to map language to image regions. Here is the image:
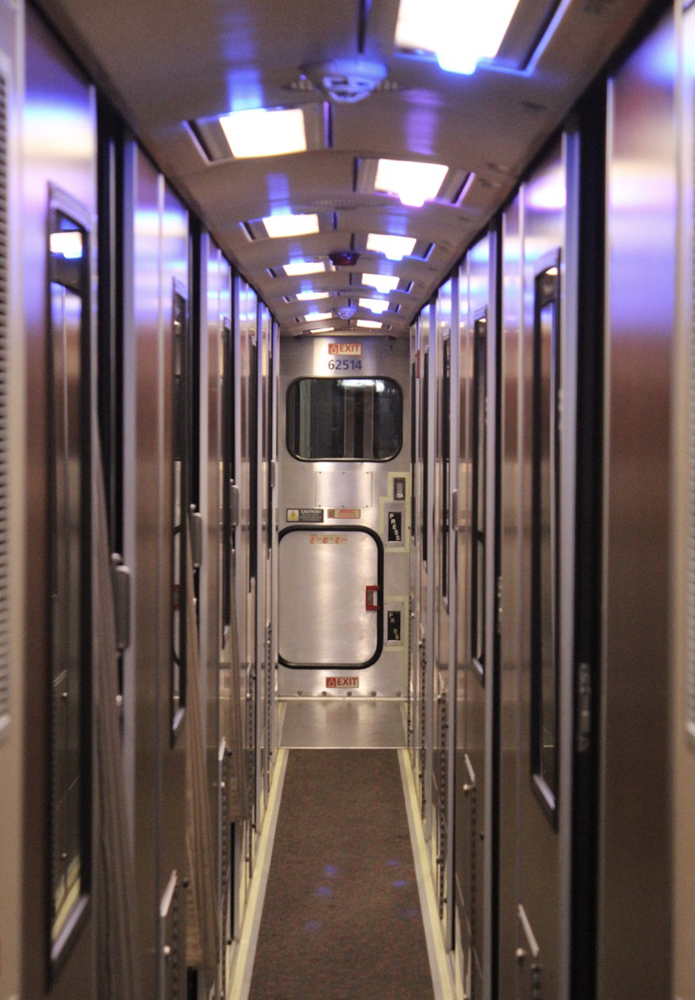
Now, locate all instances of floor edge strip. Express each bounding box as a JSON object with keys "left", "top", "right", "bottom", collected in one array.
[
  {"left": 398, "top": 748, "right": 456, "bottom": 1000},
  {"left": 228, "top": 748, "right": 289, "bottom": 1000}
]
